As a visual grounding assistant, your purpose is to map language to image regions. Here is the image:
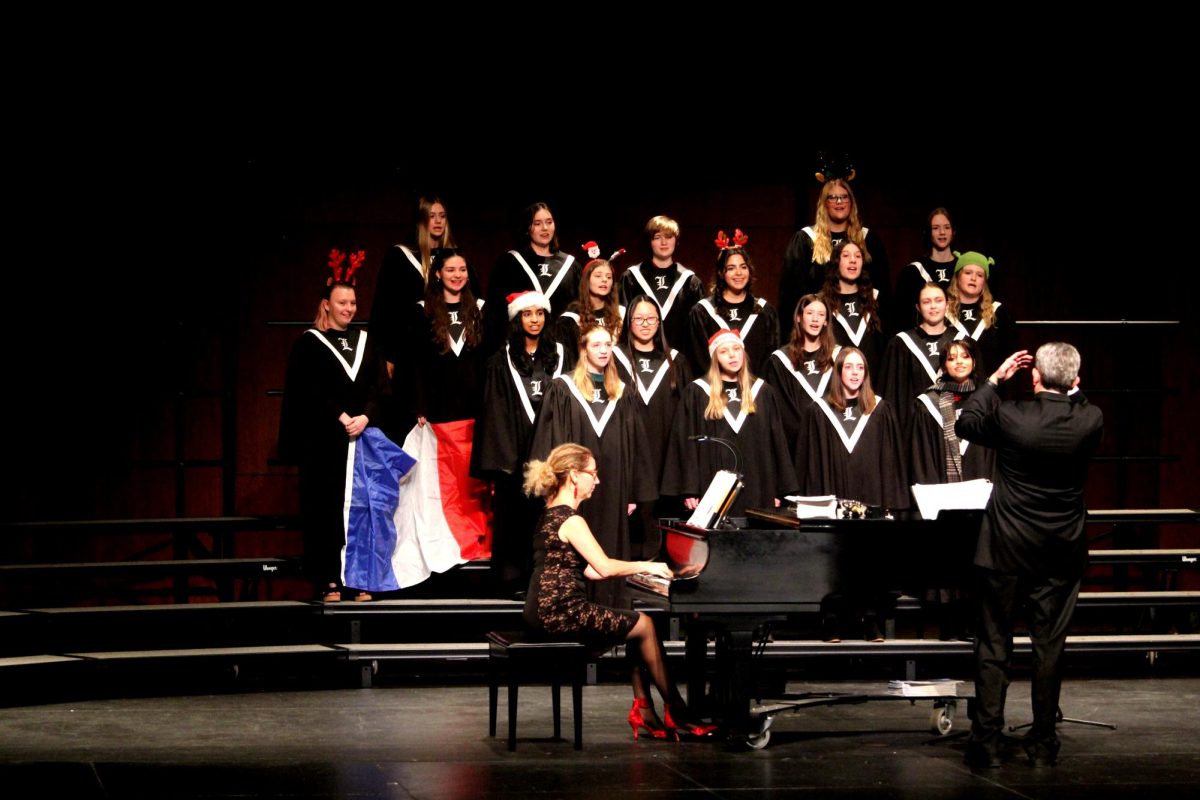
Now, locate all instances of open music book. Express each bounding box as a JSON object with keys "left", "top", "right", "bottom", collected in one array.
[
  {"left": 910, "top": 479, "right": 993, "bottom": 520},
  {"left": 686, "top": 469, "right": 742, "bottom": 529}
]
